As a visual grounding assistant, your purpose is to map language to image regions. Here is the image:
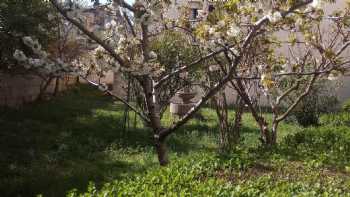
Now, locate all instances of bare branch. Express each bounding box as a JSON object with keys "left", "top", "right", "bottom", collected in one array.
[
  {"left": 276, "top": 81, "right": 300, "bottom": 106},
  {"left": 123, "top": 12, "right": 136, "bottom": 37},
  {"left": 81, "top": 76, "right": 150, "bottom": 123},
  {"left": 276, "top": 74, "right": 317, "bottom": 122},
  {"left": 159, "top": 57, "right": 241, "bottom": 140},
  {"left": 154, "top": 47, "right": 231, "bottom": 89}
]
